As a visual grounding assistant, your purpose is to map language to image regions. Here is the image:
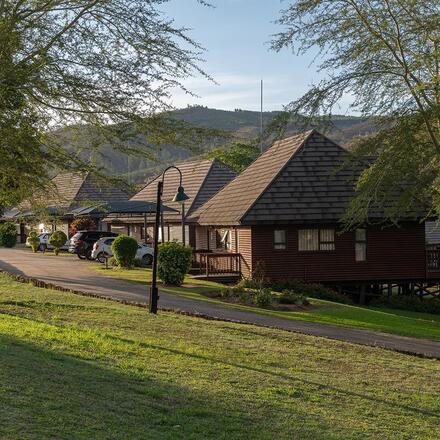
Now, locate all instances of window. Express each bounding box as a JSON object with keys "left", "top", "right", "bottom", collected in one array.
[
  {"left": 355, "top": 228, "right": 367, "bottom": 262},
  {"left": 298, "top": 229, "right": 335, "bottom": 251},
  {"left": 274, "top": 229, "right": 287, "bottom": 250}
]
